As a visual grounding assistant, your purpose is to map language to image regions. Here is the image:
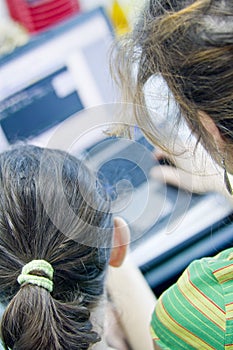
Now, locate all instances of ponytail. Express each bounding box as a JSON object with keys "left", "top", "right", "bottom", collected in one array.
[
  {"left": 1, "top": 280, "right": 100, "bottom": 349},
  {"left": 1, "top": 260, "right": 99, "bottom": 350}
]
